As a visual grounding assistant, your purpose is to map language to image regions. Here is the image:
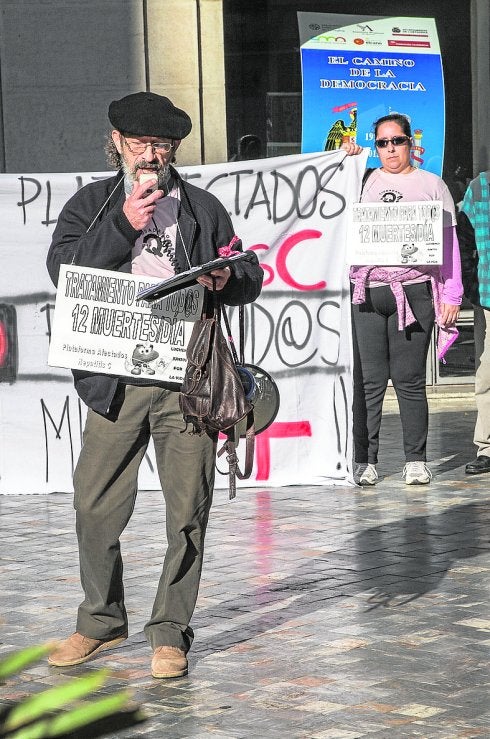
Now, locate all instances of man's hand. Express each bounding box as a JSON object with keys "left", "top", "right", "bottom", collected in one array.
[
  {"left": 438, "top": 303, "right": 460, "bottom": 327},
  {"left": 123, "top": 180, "right": 163, "bottom": 230},
  {"left": 197, "top": 267, "right": 231, "bottom": 291}
]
